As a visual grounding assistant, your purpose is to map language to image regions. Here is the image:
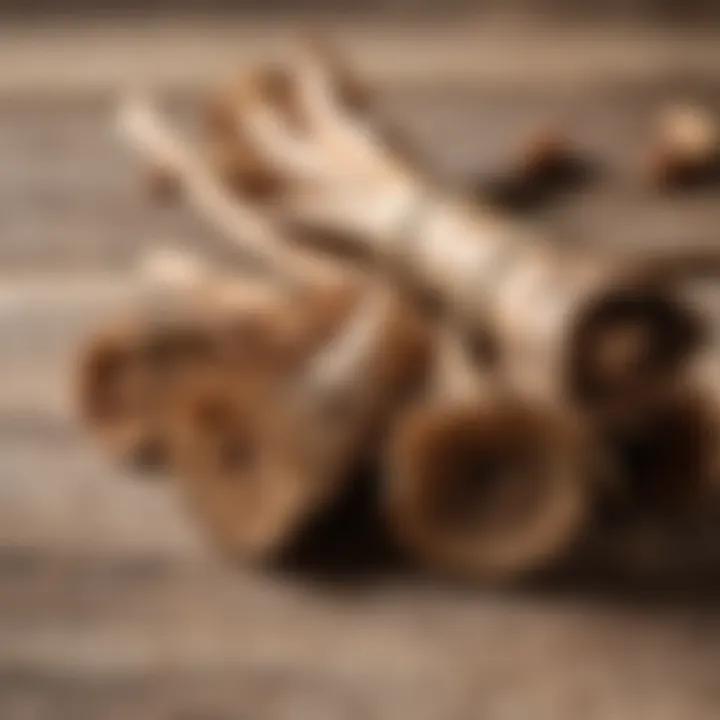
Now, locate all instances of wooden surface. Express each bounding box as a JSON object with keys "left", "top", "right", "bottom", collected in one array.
[
  {"left": 2, "top": 24, "right": 720, "bottom": 95},
  {"left": 0, "top": 69, "right": 719, "bottom": 718}
]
